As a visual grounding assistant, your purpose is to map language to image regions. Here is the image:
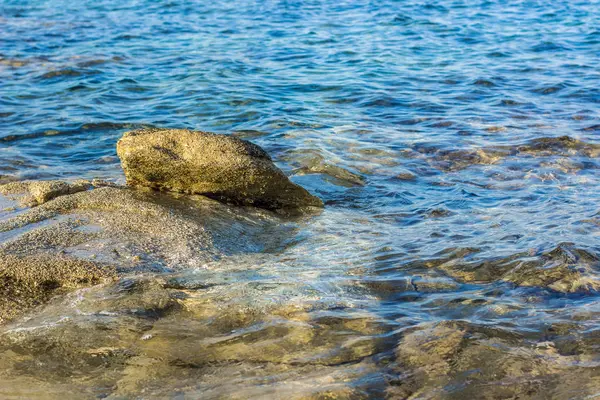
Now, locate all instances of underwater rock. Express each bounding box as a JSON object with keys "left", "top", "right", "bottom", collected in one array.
[
  {"left": 282, "top": 149, "right": 366, "bottom": 187},
  {"left": 0, "top": 271, "right": 388, "bottom": 398},
  {"left": 390, "top": 321, "right": 600, "bottom": 399},
  {"left": 407, "top": 244, "right": 600, "bottom": 293},
  {"left": 0, "top": 253, "right": 115, "bottom": 323},
  {"left": 0, "top": 57, "right": 29, "bottom": 68},
  {"left": 117, "top": 128, "right": 323, "bottom": 210},
  {"left": 414, "top": 135, "right": 600, "bottom": 172}
]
